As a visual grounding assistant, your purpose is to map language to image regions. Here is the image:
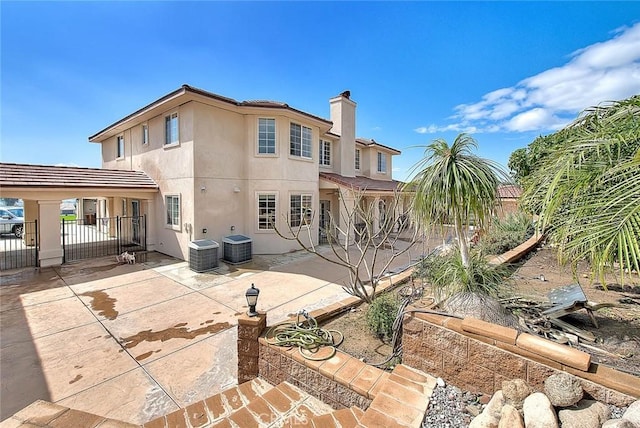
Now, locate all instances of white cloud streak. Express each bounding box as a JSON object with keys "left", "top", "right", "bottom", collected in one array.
[{"left": 416, "top": 23, "right": 640, "bottom": 134}]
